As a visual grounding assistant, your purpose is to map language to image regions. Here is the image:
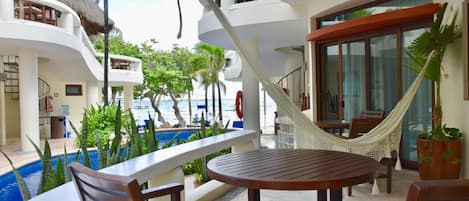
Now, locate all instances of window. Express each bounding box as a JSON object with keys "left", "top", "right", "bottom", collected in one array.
[{"left": 65, "top": 84, "right": 82, "bottom": 96}]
